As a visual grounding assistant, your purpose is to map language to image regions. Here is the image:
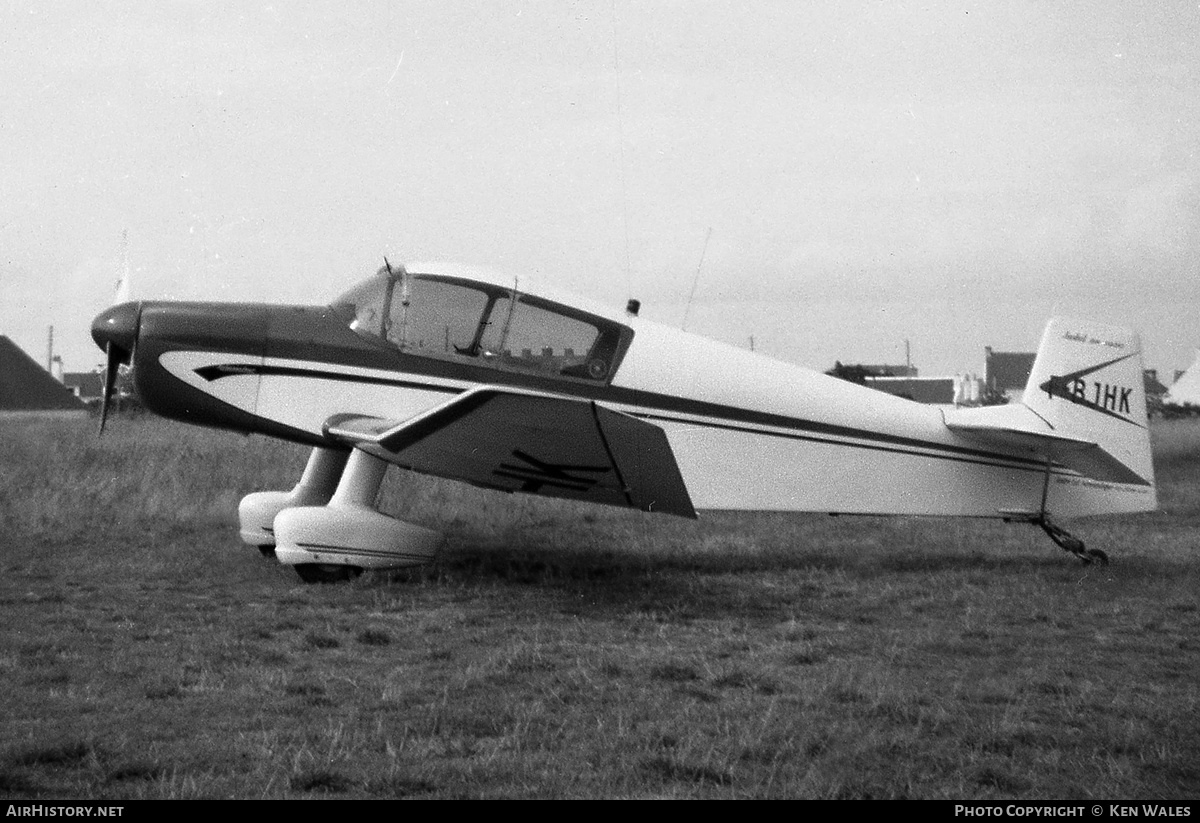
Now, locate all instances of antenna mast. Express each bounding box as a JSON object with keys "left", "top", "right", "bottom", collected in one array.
[
  {"left": 610, "top": 0, "right": 632, "bottom": 300},
  {"left": 681, "top": 227, "right": 712, "bottom": 331}
]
